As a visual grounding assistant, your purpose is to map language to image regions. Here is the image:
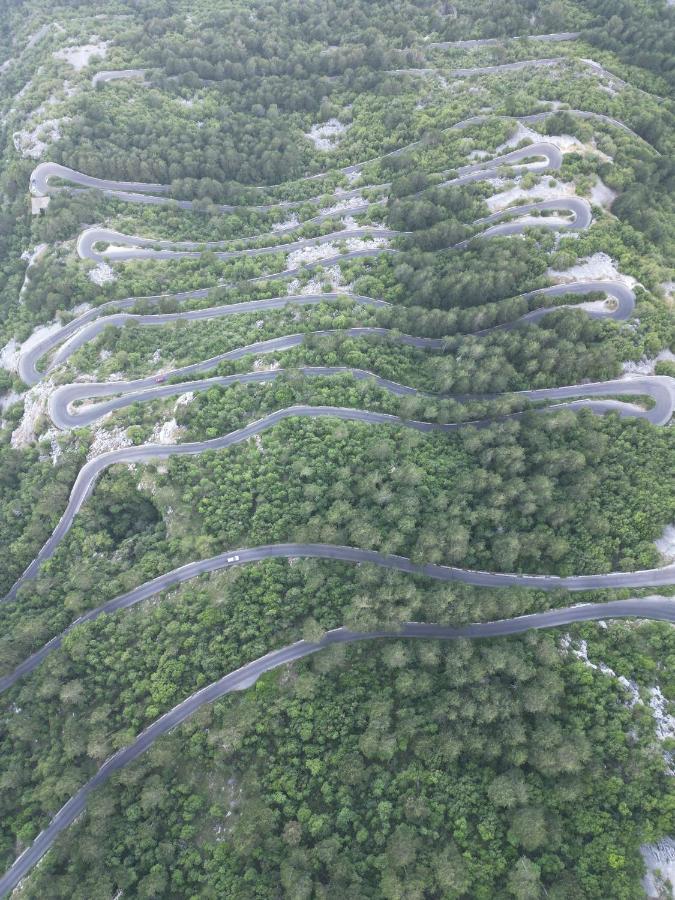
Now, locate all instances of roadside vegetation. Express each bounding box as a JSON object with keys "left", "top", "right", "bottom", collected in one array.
[{"left": 0, "top": 0, "right": 673, "bottom": 895}]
